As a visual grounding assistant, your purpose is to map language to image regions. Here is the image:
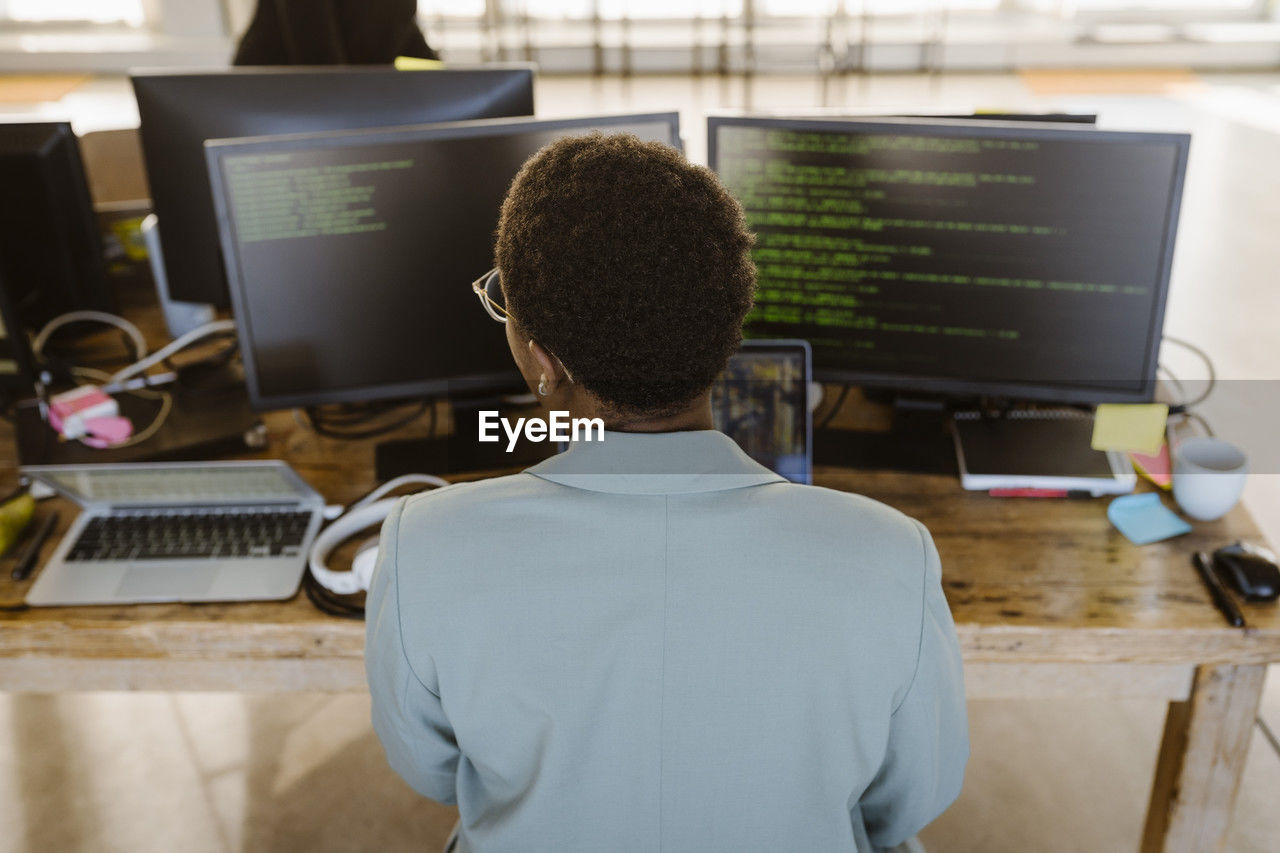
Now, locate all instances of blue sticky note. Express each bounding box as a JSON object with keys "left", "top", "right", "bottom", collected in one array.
[{"left": 1107, "top": 493, "right": 1192, "bottom": 545}]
